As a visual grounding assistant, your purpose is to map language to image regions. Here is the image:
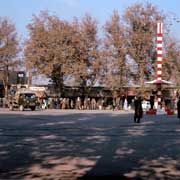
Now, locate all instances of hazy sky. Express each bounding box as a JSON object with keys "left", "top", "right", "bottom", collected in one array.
[{"left": 0, "top": 0, "right": 180, "bottom": 40}]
